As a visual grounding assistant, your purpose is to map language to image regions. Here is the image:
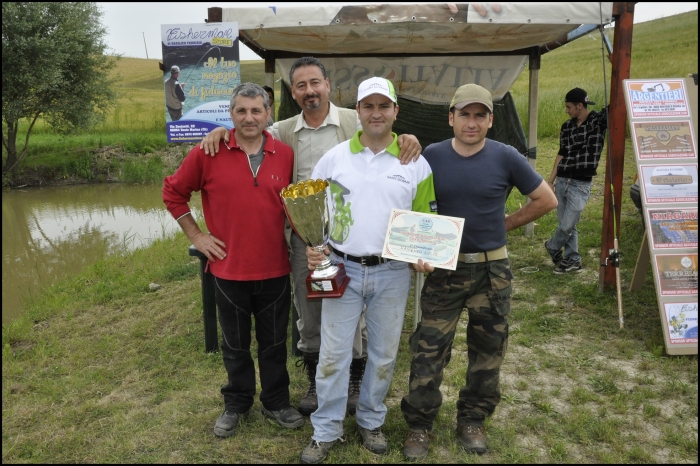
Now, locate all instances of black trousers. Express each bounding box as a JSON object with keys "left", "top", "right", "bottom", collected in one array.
[{"left": 214, "top": 275, "right": 291, "bottom": 413}]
